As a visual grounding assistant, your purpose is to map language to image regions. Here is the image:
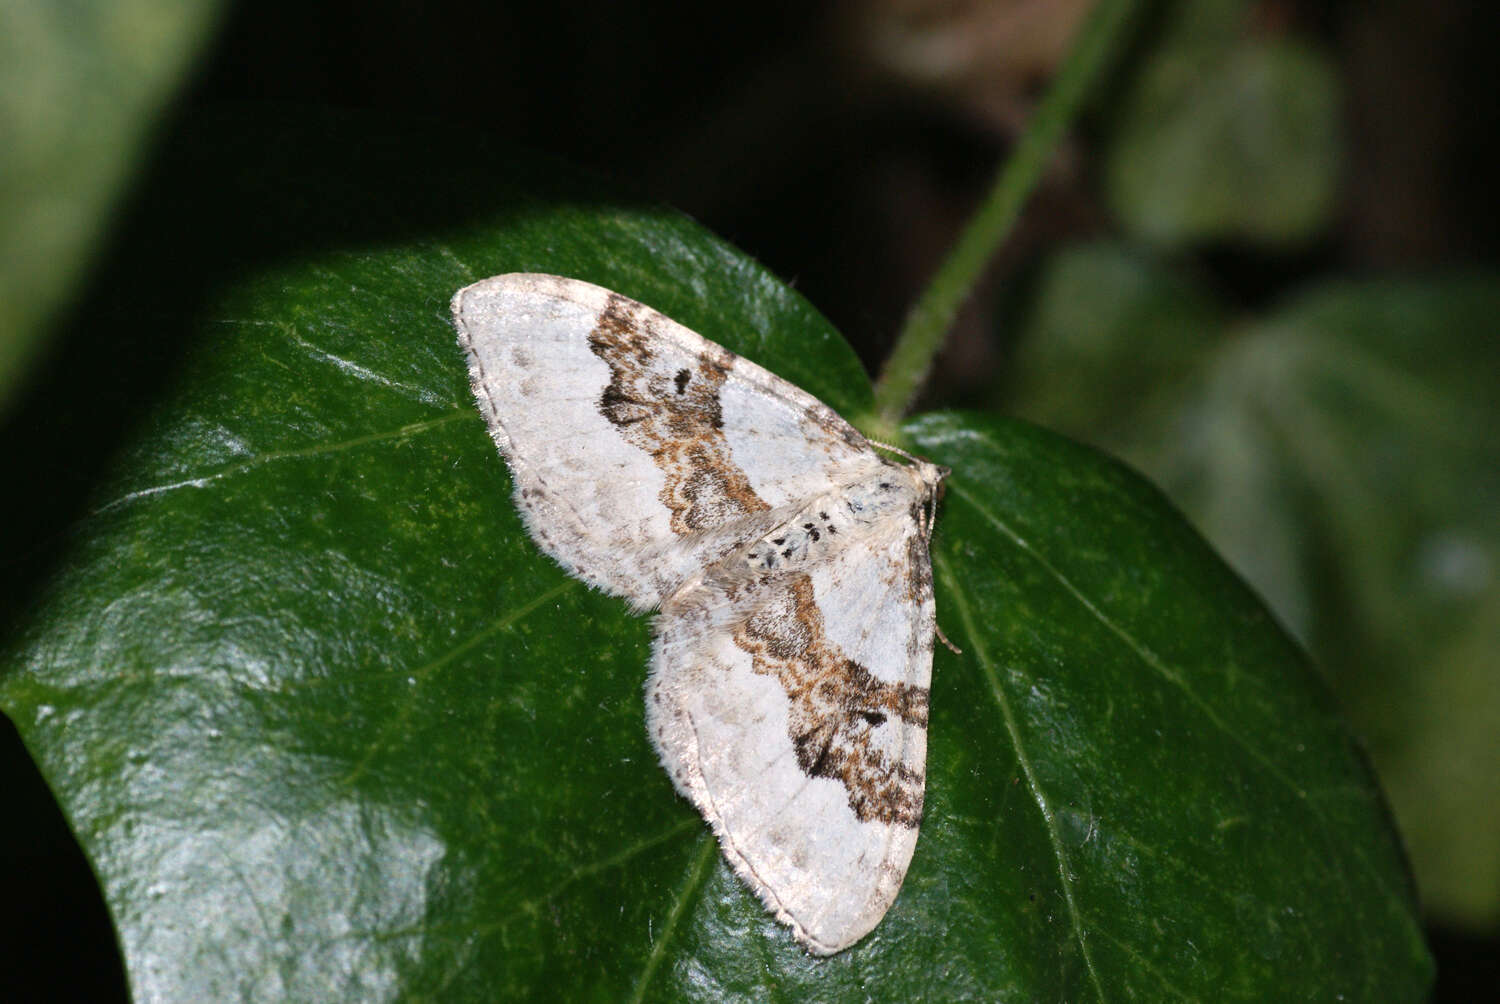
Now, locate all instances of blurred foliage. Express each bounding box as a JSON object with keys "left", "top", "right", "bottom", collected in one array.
[
  {"left": 1003, "top": 1, "right": 1497, "bottom": 934},
  {"left": 0, "top": 0, "right": 223, "bottom": 412},
  {"left": 1104, "top": 1, "right": 1341, "bottom": 246},
  {"left": 1007, "top": 244, "right": 1500, "bottom": 930},
  {"left": 0, "top": 0, "right": 1485, "bottom": 995},
  {"left": 0, "top": 110, "right": 1430, "bottom": 1000}
]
